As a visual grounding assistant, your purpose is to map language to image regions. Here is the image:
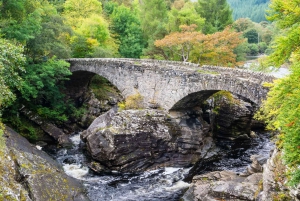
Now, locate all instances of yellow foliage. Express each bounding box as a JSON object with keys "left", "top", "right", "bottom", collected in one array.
[
  {"left": 86, "top": 38, "right": 99, "bottom": 48},
  {"left": 118, "top": 93, "right": 144, "bottom": 110}
]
